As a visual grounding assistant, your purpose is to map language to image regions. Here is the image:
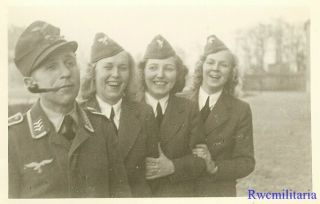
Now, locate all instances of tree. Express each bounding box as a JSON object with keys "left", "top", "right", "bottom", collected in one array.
[
  {"left": 236, "top": 19, "right": 308, "bottom": 75},
  {"left": 247, "top": 23, "right": 271, "bottom": 72}
]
